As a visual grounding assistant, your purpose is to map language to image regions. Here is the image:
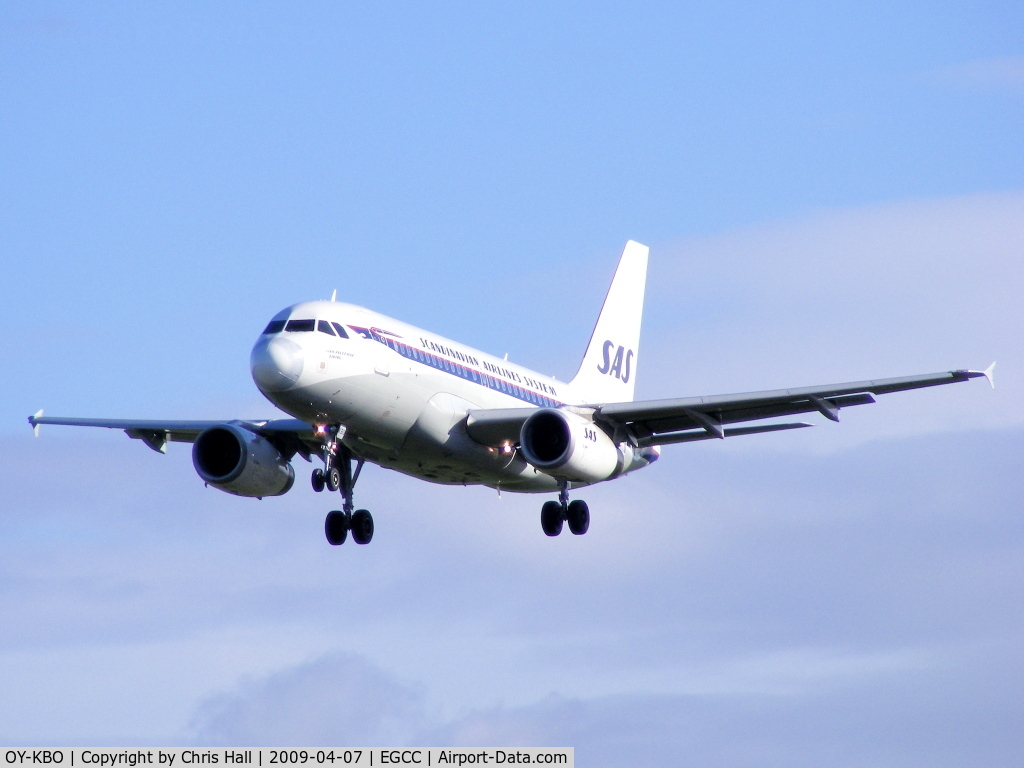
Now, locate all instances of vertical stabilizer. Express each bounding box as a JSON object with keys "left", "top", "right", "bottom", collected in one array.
[{"left": 569, "top": 240, "right": 649, "bottom": 404}]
